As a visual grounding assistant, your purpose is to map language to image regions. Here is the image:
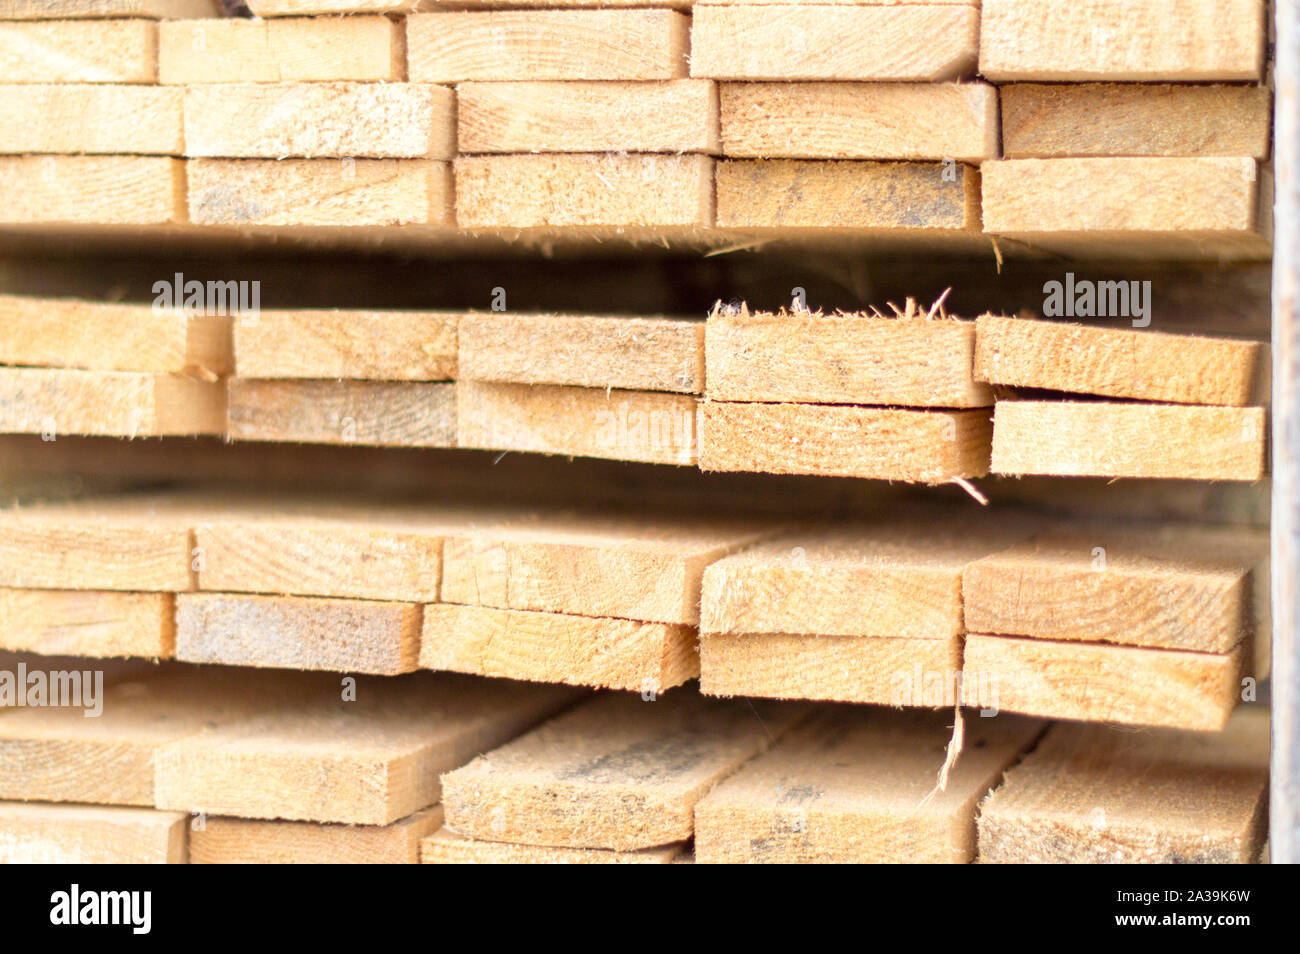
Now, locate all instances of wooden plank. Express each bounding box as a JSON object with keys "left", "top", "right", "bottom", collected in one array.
[
  {"left": 715, "top": 160, "right": 979, "bottom": 230},
  {"left": 233, "top": 309, "right": 456, "bottom": 381},
  {"left": 0, "top": 156, "right": 183, "bottom": 225},
  {"left": 991, "top": 400, "right": 1267, "bottom": 481},
  {"left": 227, "top": 379, "right": 456, "bottom": 448},
  {"left": 458, "top": 80, "right": 716, "bottom": 154},
  {"left": 980, "top": 0, "right": 1267, "bottom": 82},
  {"left": 407, "top": 10, "right": 689, "bottom": 82},
  {"left": 979, "top": 709, "right": 1269, "bottom": 863},
  {"left": 698, "top": 401, "right": 992, "bottom": 482},
  {"left": 154, "top": 672, "right": 581, "bottom": 824},
  {"left": 963, "top": 633, "right": 1245, "bottom": 730},
  {"left": 0, "top": 589, "right": 174, "bottom": 658},
  {"left": 420, "top": 603, "right": 698, "bottom": 693},
  {"left": 176, "top": 593, "right": 421, "bottom": 675},
  {"left": 440, "top": 691, "right": 807, "bottom": 850},
  {"left": 1001, "top": 83, "right": 1272, "bottom": 159},
  {"left": 454, "top": 154, "right": 712, "bottom": 228},
  {"left": 0, "top": 802, "right": 187, "bottom": 864},
  {"left": 420, "top": 827, "right": 683, "bottom": 864},
  {"left": 706, "top": 309, "right": 989, "bottom": 406},
  {"left": 695, "top": 708, "right": 1043, "bottom": 863},
  {"left": 0, "top": 19, "right": 156, "bottom": 83},
  {"left": 458, "top": 313, "right": 704, "bottom": 394},
  {"left": 0, "top": 85, "right": 181, "bottom": 155},
  {"left": 250, "top": 0, "right": 696, "bottom": 11},
  {"left": 720, "top": 82, "right": 995, "bottom": 161},
  {"left": 975, "top": 314, "right": 1269, "bottom": 406},
  {"left": 456, "top": 381, "right": 698, "bottom": 466},
  {"left": 0, "top": 0, "right": 215, "bottom": 15},
  {"left": 158, "top": 16, "right": 401, "bottom": 85},
  {"left": 190, "top": 807, "right": 441, "bottom": 864},
  {"left": 440, "top": 510, "right": 775, "bottom": 624},
  {"left": 692, "top": 4, "right": 978, "bottom": 81},
  {"left": 185, "top": 84, "right": 455, "bottom": 160},
  {"left": 187, "top": 159, "right": 452, "bottom": 228}
]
